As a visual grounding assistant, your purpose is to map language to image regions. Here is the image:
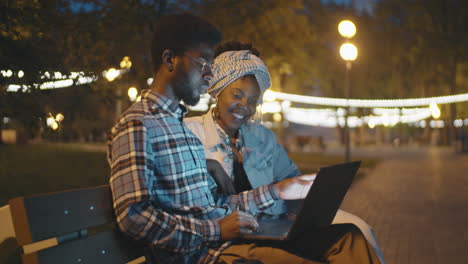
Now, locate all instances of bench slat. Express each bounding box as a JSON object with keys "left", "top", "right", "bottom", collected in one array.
[
  {"left": 9, "top": 185, "right": 114, "bottom": 245},
  {"left": 22, "top": 231, "right": 144, "bottom": 264}
]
